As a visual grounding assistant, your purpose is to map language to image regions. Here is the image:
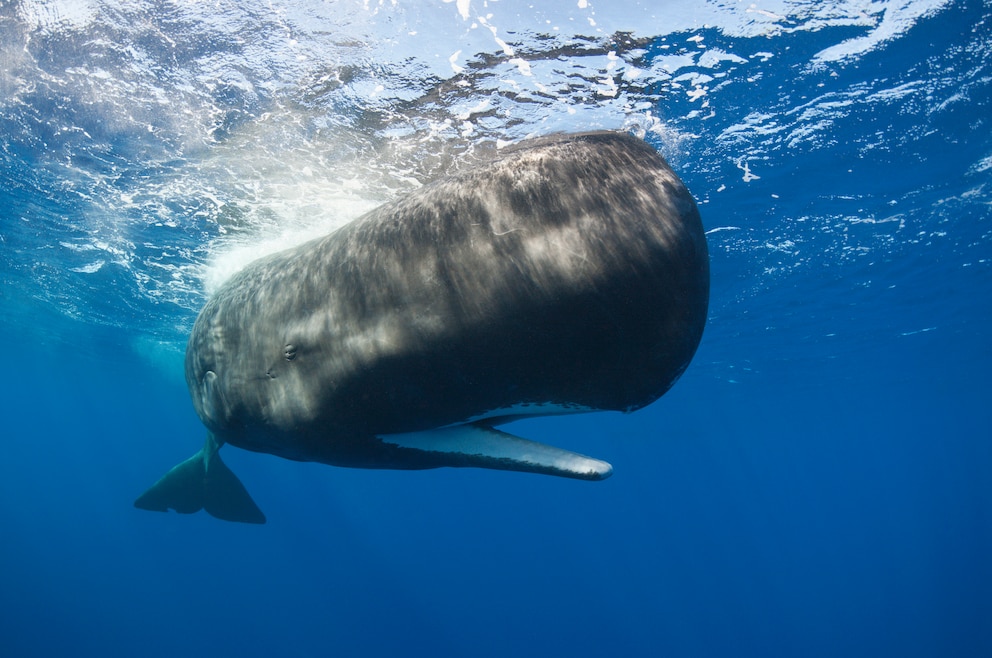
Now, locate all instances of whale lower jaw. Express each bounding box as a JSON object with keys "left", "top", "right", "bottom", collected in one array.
[{"left": 377, "top": 422, "right": 613, "bottom": 481}]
